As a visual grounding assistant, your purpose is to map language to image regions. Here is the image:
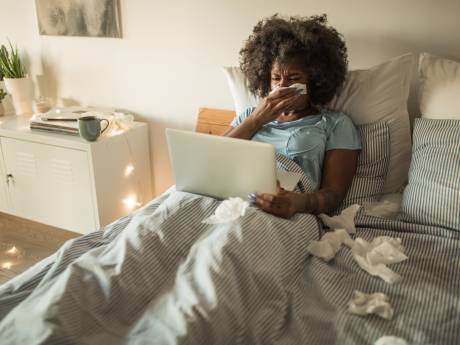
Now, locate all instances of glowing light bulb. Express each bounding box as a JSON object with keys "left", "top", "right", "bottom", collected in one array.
[
  {"left": 1, "top": 262, "right": 12, "bottom": 270},
  {"left": 124, "top": 164, "right": 134, "bottom": 176},
  {"left": 6, "top": 246, "right": 17, "bottom": 254},
  {"left": 122, "top": 196, "right": 141, "bottom": 210}
]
